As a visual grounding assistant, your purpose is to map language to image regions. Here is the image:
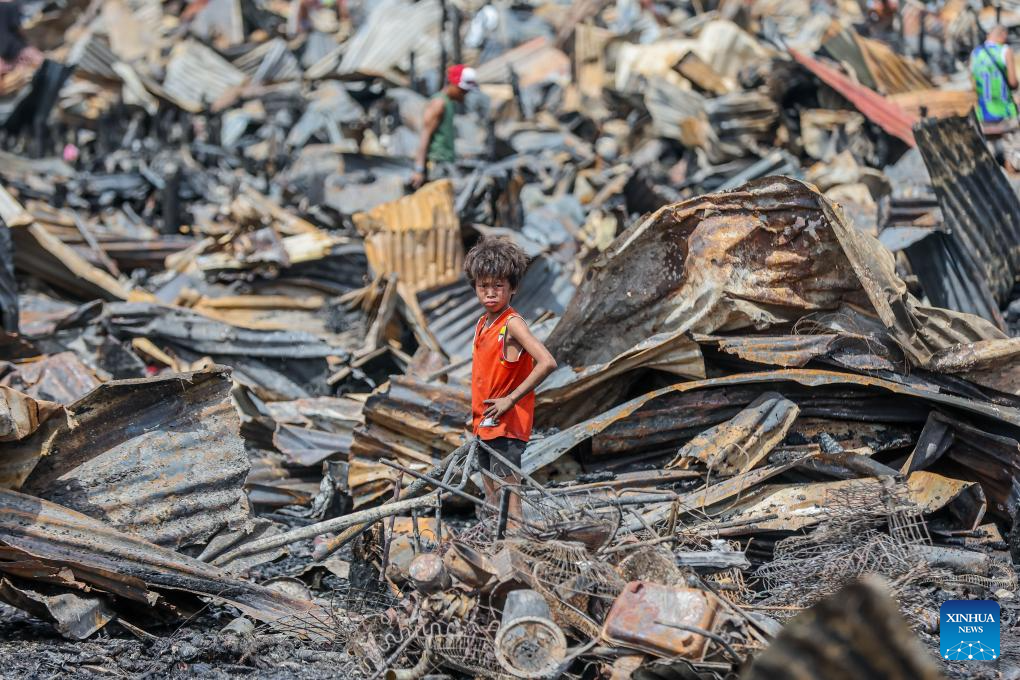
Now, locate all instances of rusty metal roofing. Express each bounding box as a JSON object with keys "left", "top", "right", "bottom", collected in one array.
[
  {"left": 353, "top": 180, "right": 463, "bottom": 294},
  {"left": 0, "top": 488, "right": 330, "bottom": 634},
  {"left": 522, "top": 368, "right": 1020, "bottom": 474},
  {"left": 14, "top": 367, "right": 251, "bottom": 550},
  {"left": 823, "top": 30, "right": 932, "bottom": 95},
  {"left": 546, "top": 176, "right": 1003, "bottom": 373},
  {"left": 912, "top": 115, "right": 1020, "bottom": 329},
  {"left": 789, "top": 48, "right": 917, "bottom": 146},
  {"left": 0, "top": 352, "right": 101, "bottom": 404},
  {"left": 350, "top": 376, "right": 469, "bottom": 506}
]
